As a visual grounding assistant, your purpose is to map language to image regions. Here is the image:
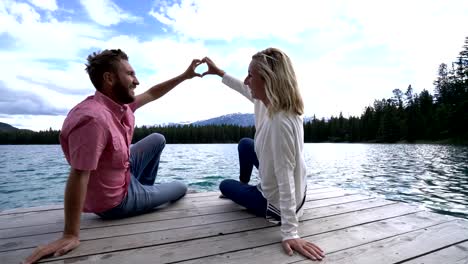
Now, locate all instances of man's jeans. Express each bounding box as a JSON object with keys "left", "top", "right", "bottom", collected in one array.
[{"left": 97, "top": 133, "right": 187, "bottom": 219}]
